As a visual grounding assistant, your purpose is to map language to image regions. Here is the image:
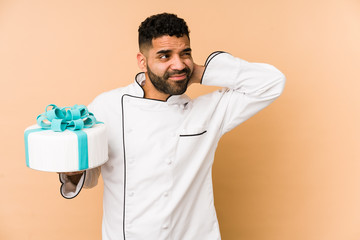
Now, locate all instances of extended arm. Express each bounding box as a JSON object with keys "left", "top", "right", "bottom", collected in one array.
[{"left": 59, "top": 167, "right": 101, "bottom": 199}]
